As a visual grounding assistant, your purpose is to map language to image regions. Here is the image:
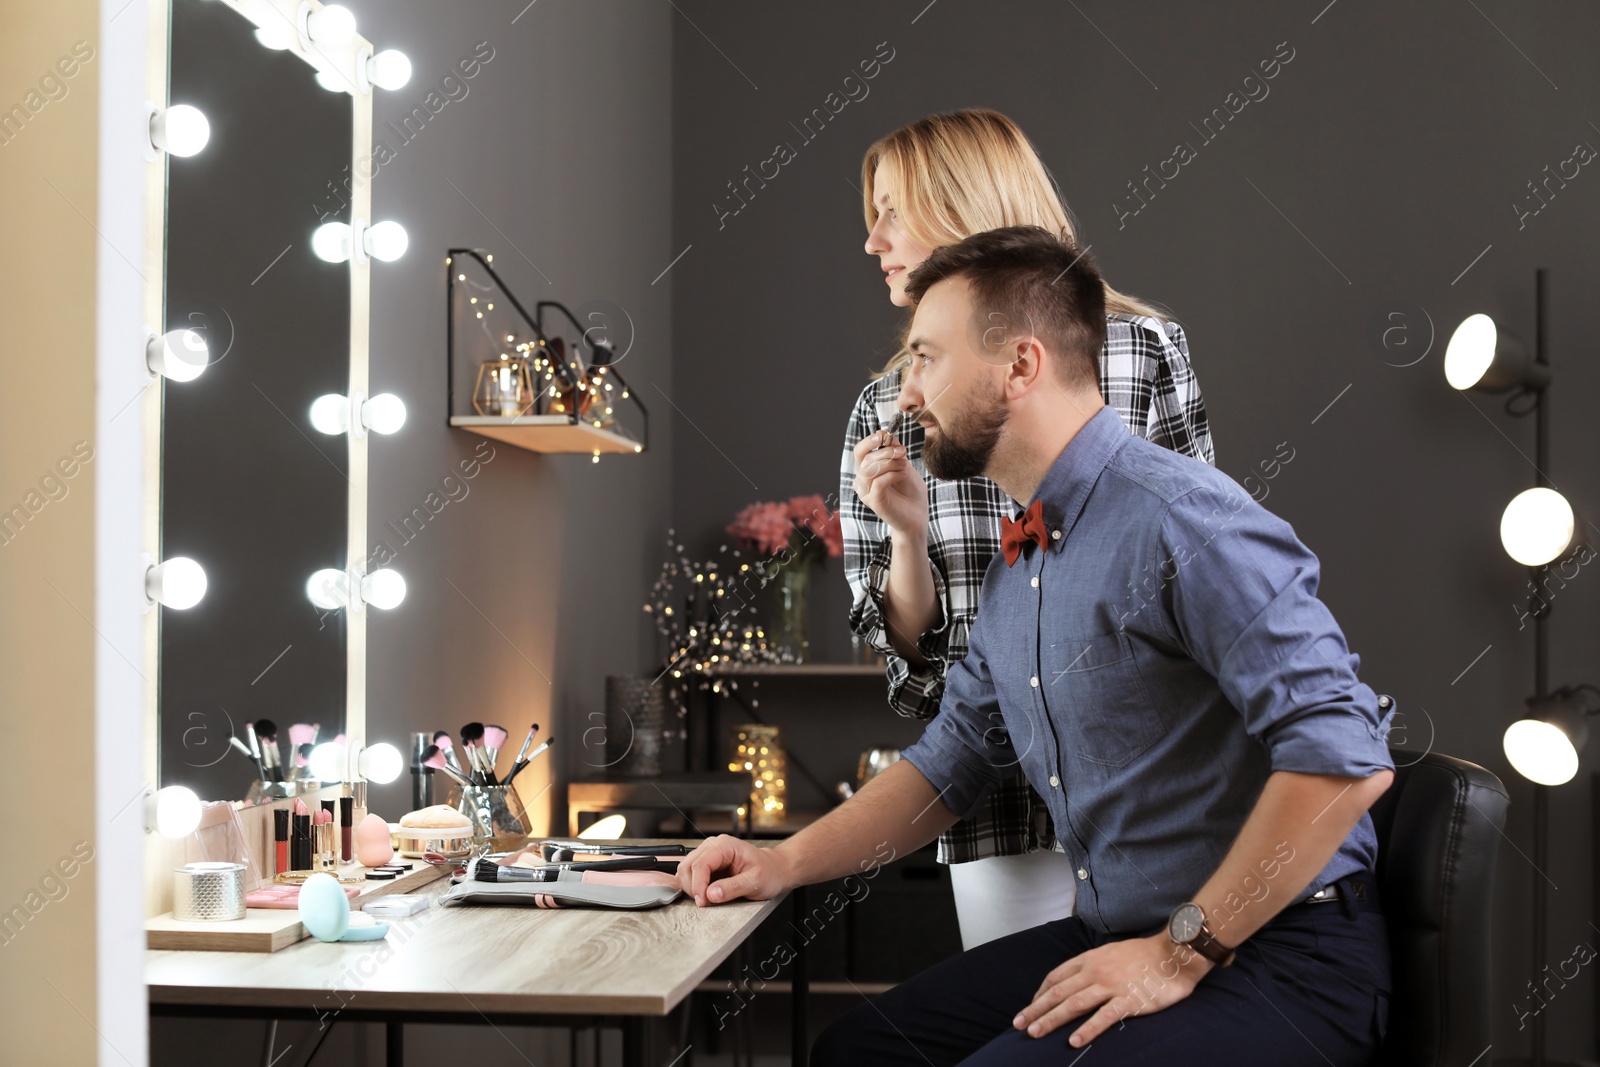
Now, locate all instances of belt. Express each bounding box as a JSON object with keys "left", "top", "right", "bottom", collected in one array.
[{"left": 1294, "top": 874, "right": 1382, "bottom": 918}]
